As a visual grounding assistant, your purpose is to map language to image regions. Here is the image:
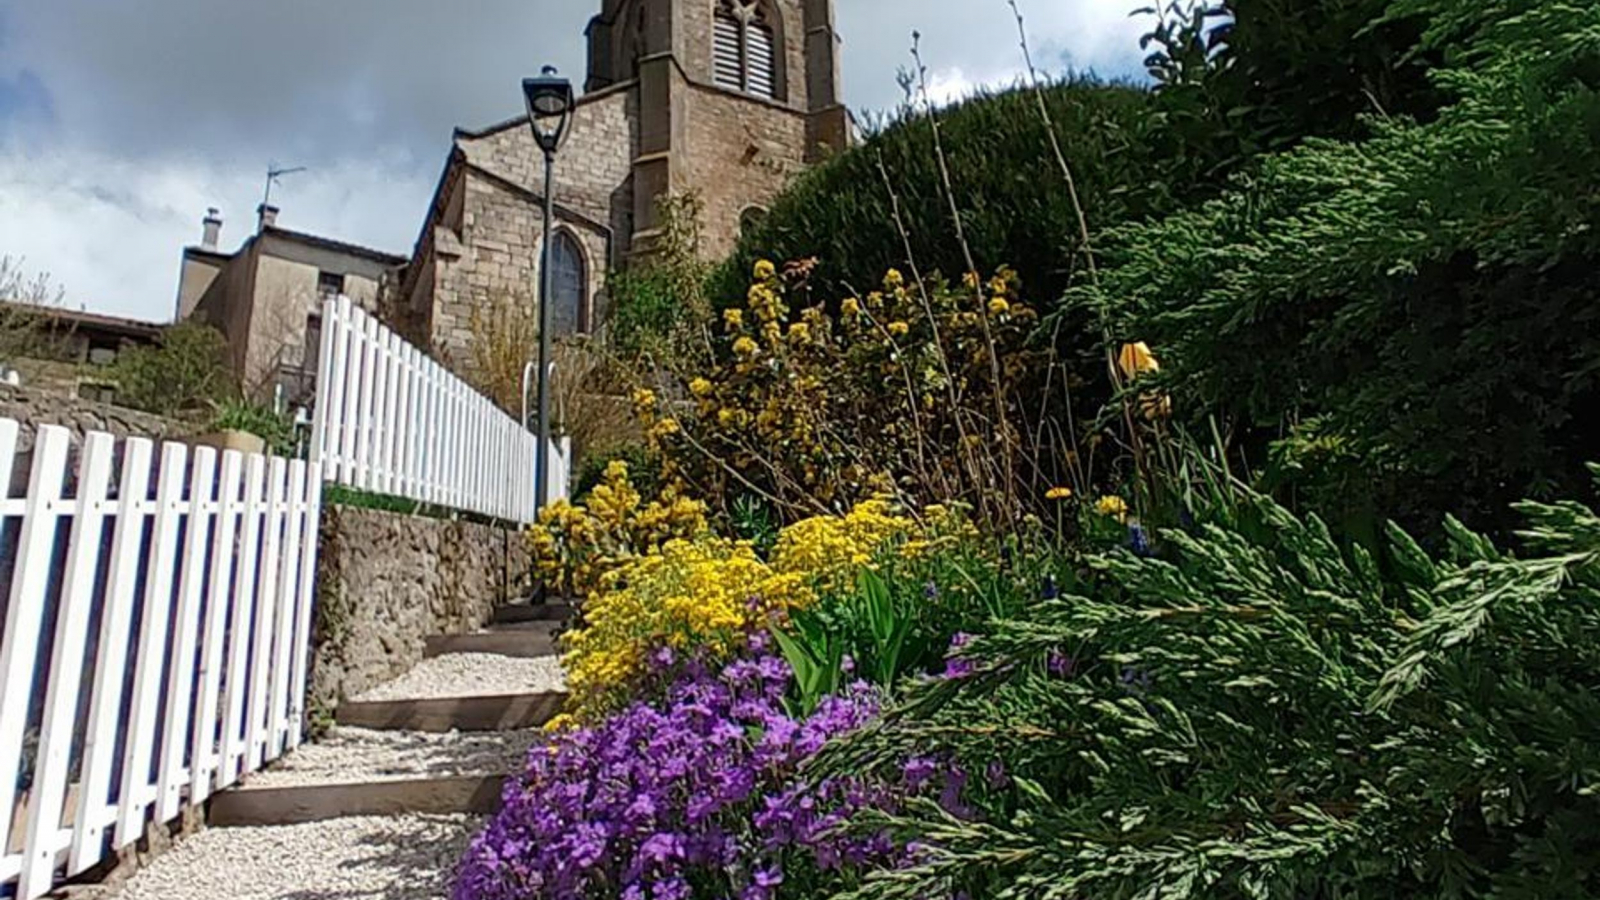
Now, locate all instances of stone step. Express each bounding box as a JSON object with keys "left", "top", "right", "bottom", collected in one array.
[
  {"left": 424, "top": 630, "right": 557, "bottom": 658},
  {"left": 336, "top": 692, "right": 567, "bottom": 733},
  {"left": 492, "top": 601, "right": 577, "bottom": 624},
  {"left": 209, "top": 775, "right": 507, "bottom": 826},
  {"left": 208, "top": 725, "right": 537, "bottom": 826}
]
